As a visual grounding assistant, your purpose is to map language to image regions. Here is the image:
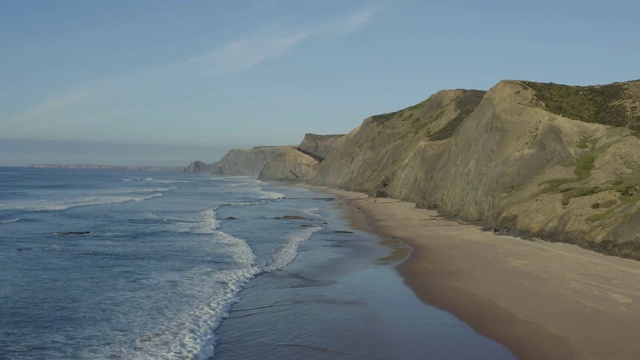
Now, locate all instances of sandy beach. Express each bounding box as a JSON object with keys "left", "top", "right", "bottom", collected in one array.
[{"left": 318, "top": 187, "right": 640, "bottom": 360}]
